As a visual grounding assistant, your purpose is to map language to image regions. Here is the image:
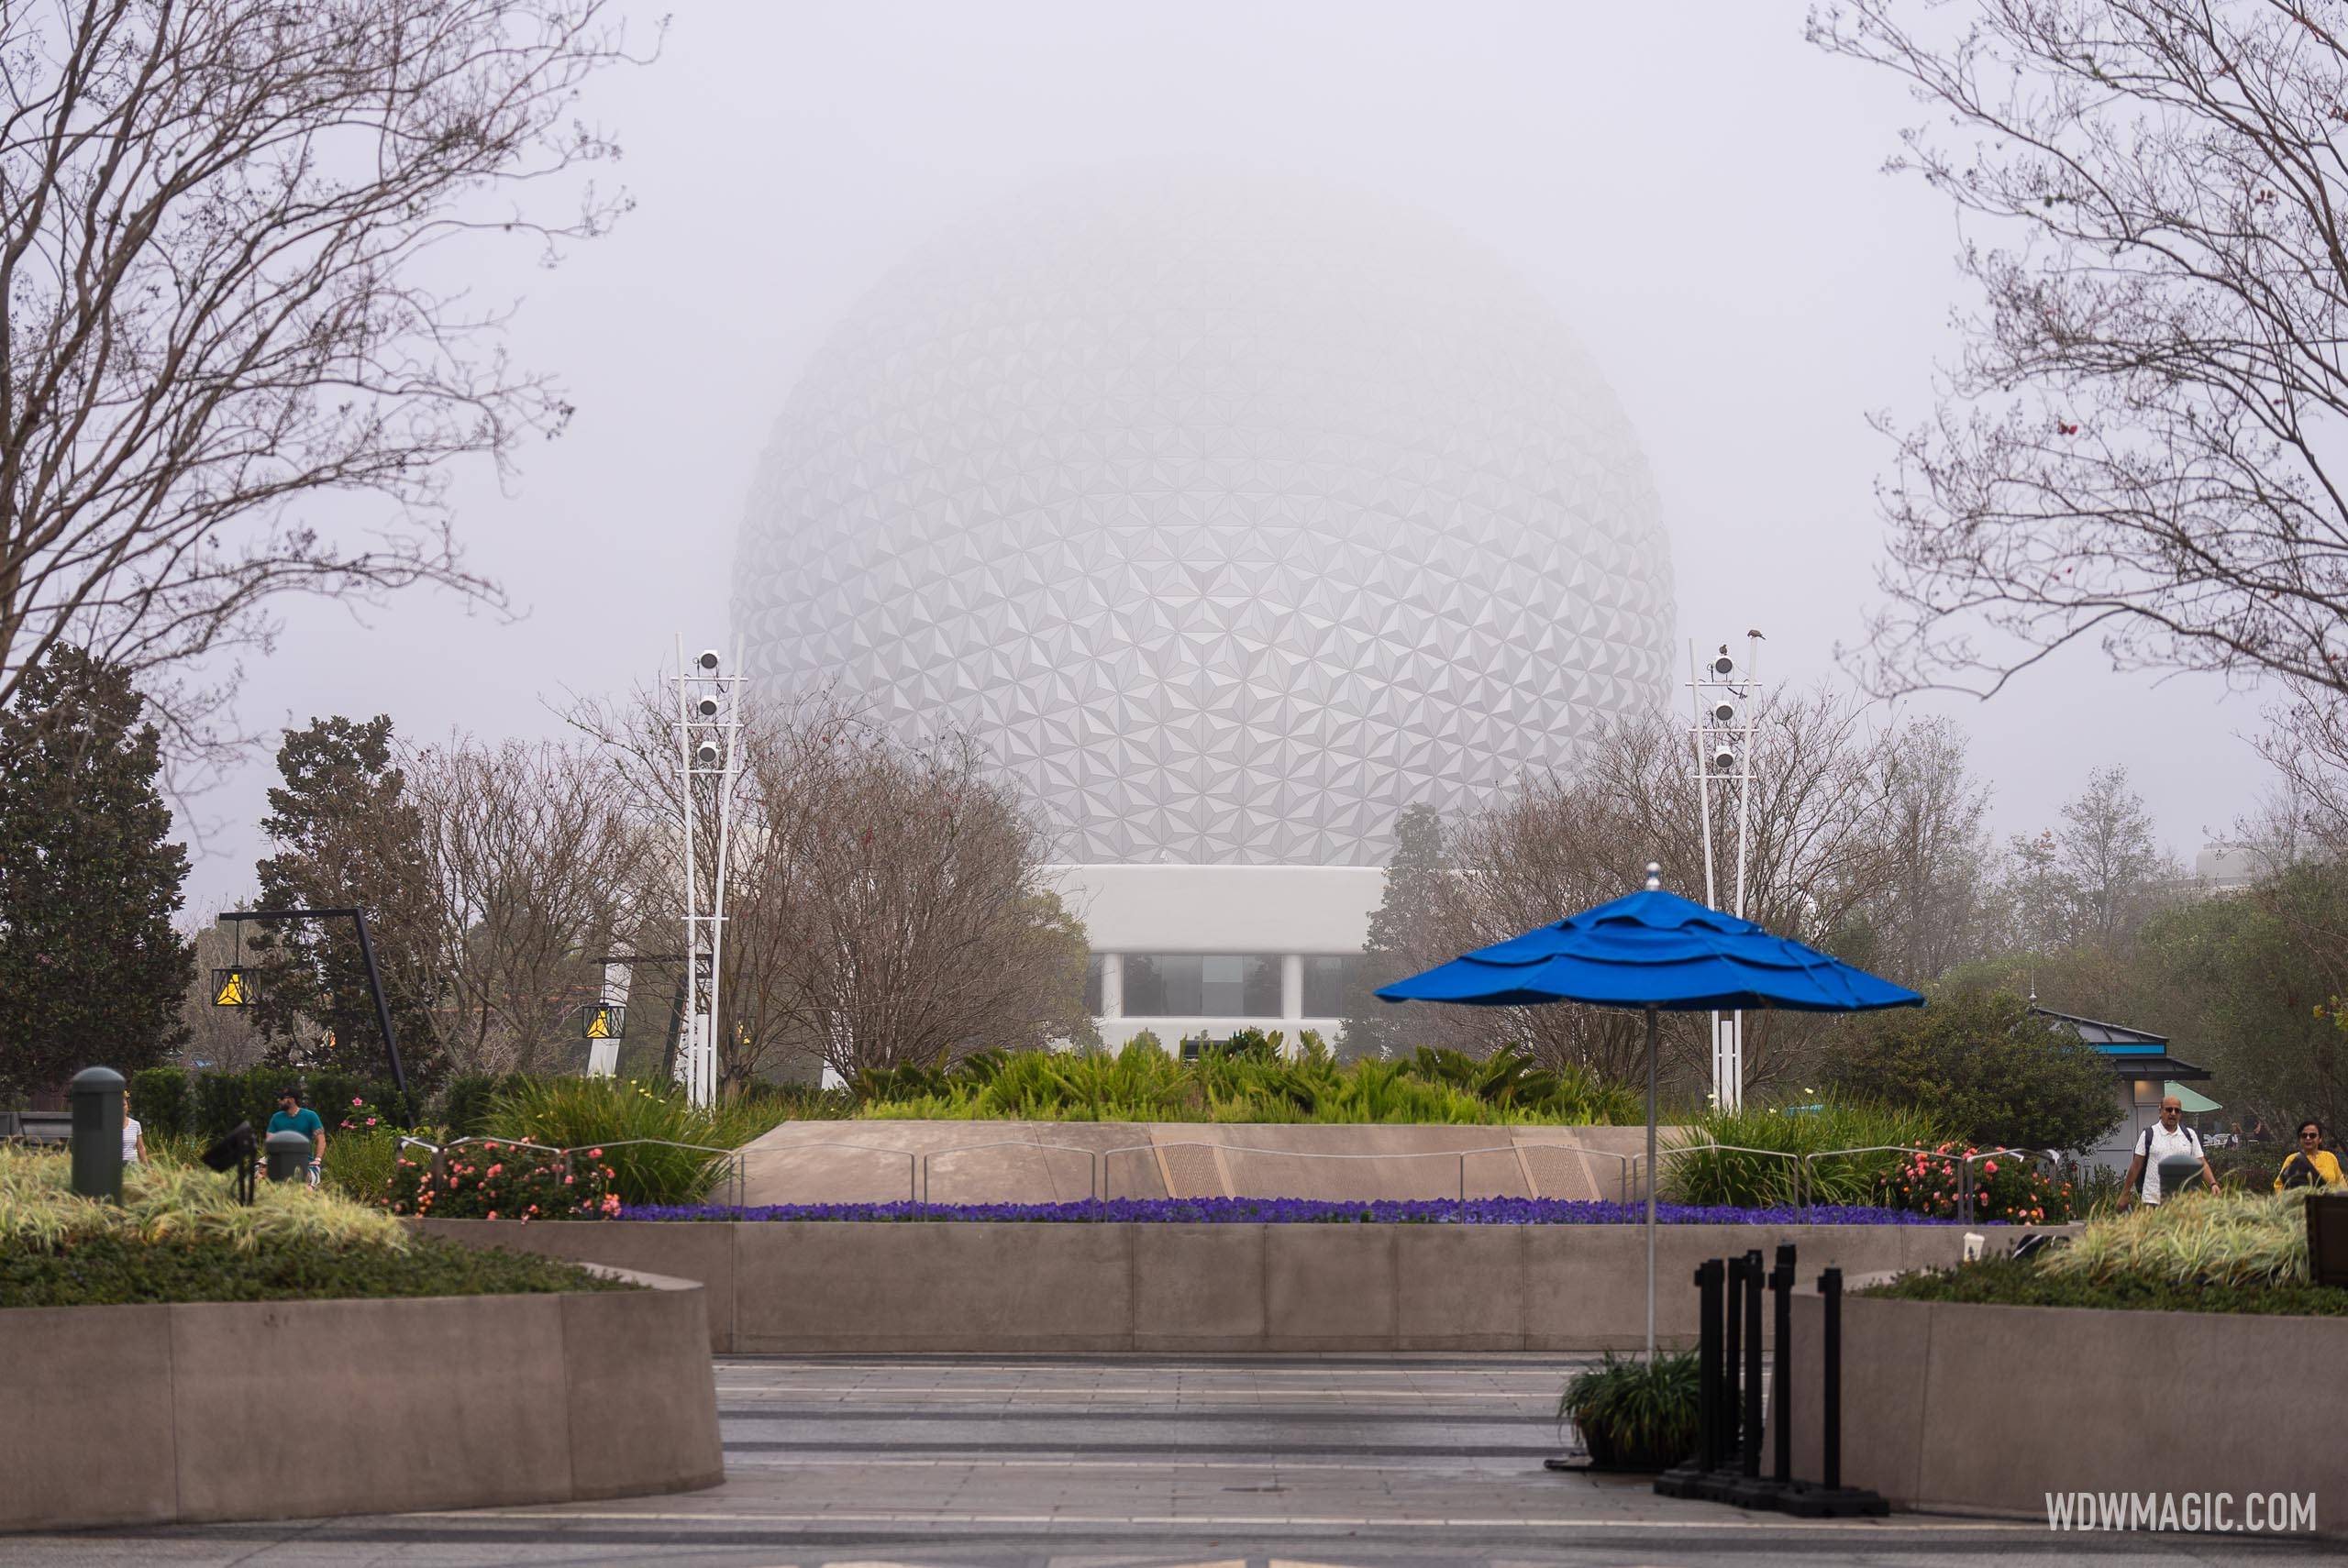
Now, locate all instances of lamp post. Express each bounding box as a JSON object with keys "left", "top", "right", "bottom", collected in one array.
[
  {"left": 1689, "top": 635, "right": 1761, "bottom": 1111},
  {"left": 675, "top": 638, "right": 745, "bottom": 1108}
]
